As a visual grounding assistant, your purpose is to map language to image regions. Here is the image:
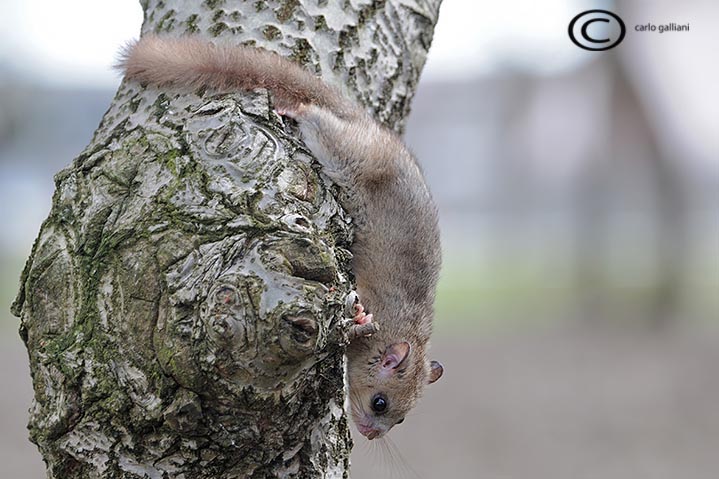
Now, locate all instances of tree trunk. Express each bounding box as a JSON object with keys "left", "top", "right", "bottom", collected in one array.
[{"left": 11, "top": 1, "right": 441, "bottom": 477}]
